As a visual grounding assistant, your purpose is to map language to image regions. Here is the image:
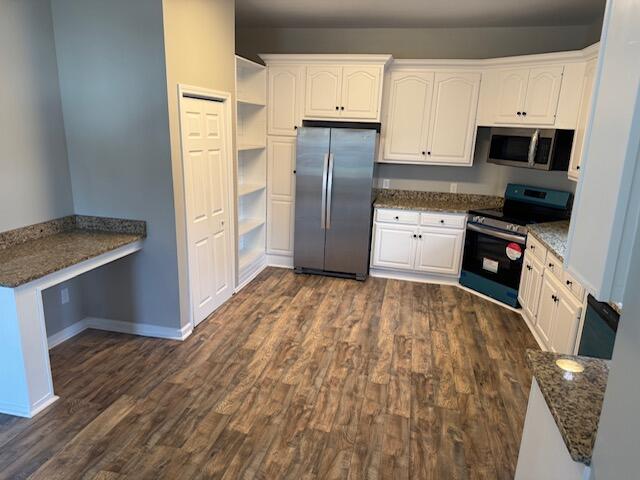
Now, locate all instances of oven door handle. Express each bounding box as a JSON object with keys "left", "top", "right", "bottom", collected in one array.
[{"left": 467, "top": 223, "right": 527, "bottom": 244}]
